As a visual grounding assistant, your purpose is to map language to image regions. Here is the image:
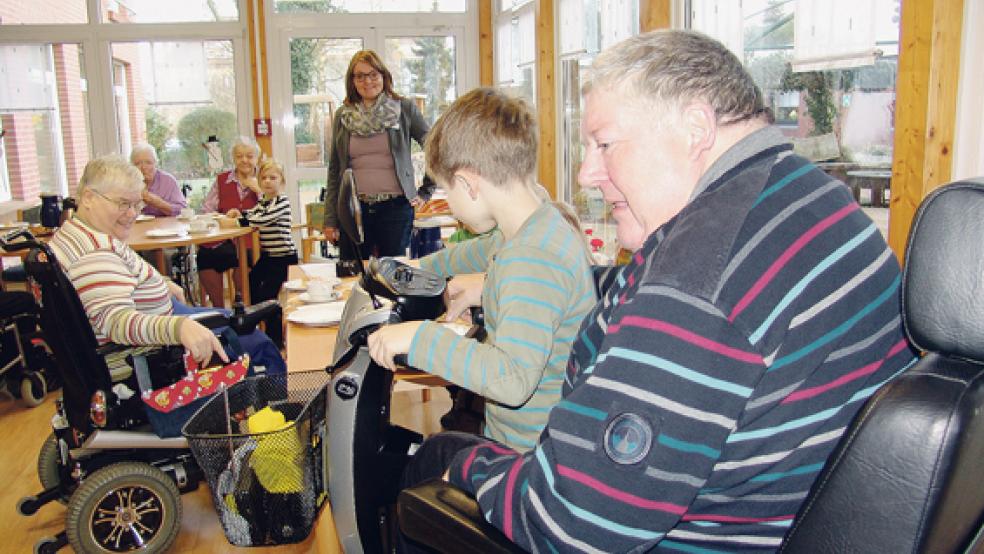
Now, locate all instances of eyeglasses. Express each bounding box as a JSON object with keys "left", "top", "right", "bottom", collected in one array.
[
  {"left": 92, "top": 189, "right": 145, "bottom": 213},
  {"left": 353, "top": 71, "right": 381, "bottom": 82}
]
